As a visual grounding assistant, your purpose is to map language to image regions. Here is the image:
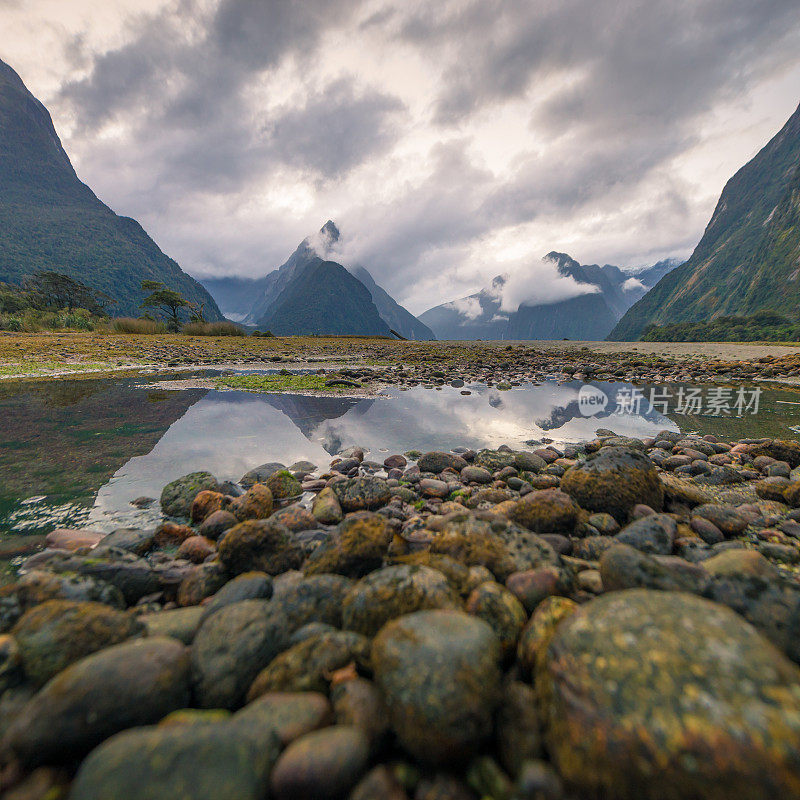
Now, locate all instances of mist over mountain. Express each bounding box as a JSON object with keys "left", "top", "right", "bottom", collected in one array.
[
  {"left": 610, "top": 101, "right": 800, "bottom": 341},
  {"left": 419, "top": 252, "right": 680, "bottom": 340},
  {"left": 0, "top": 59, "right": 221, "bottom": 319},
  {"left": 201, "top": 221, "right": 435, "bottom": 338}
]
